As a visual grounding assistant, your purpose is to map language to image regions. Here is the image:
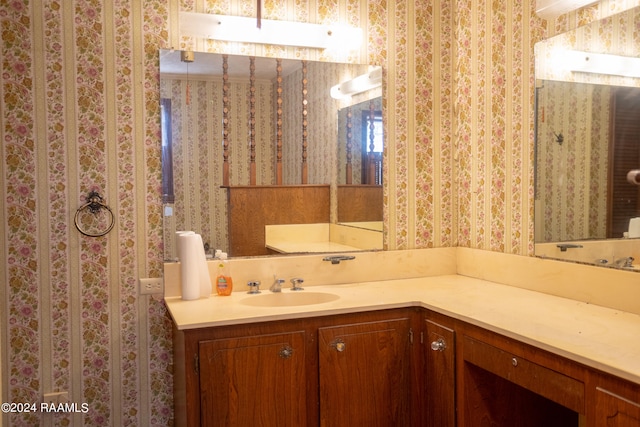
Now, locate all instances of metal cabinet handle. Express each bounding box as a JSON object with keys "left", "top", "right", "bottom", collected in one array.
[
  {"left": 430, "top": 338, "right": 446, "bottom": 352},
  {"left": 279, "top": 345, "right": 294, "bottom": 359}
]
